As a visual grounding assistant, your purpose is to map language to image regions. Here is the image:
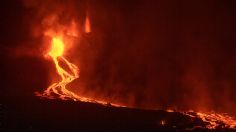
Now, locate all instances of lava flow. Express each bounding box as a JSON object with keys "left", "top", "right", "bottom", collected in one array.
[
  {"left": 183, "top": 111, "right": 236, "bottom": 129},
  {"left": 35, "top": 26, "right": 121, "bottom": 107}
]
